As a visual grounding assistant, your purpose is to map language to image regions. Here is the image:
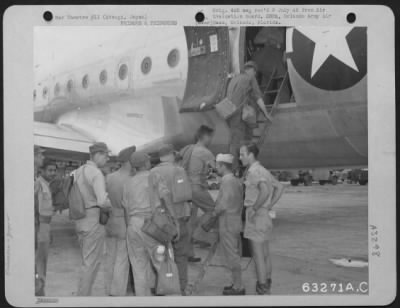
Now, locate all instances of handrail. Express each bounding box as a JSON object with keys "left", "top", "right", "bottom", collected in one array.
[{"left": 256, "top": 70, "right": 288, "bottom": 147}]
